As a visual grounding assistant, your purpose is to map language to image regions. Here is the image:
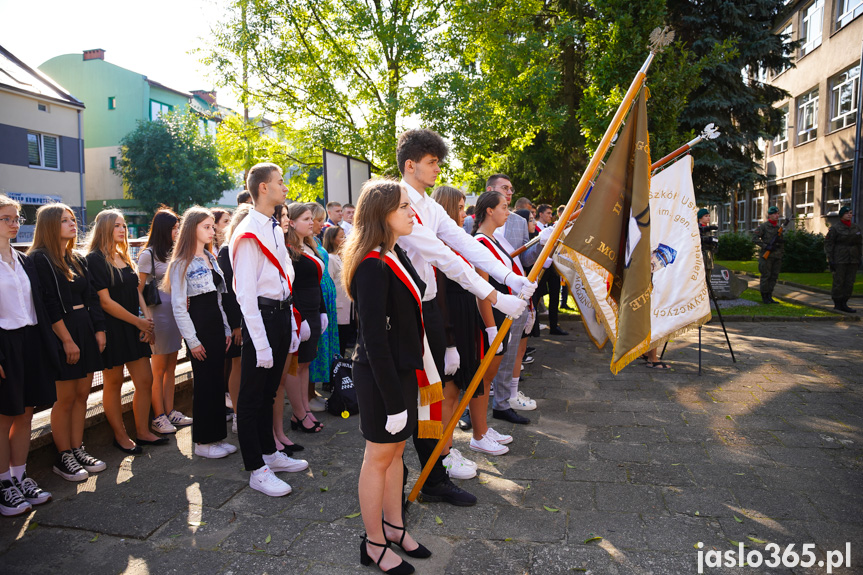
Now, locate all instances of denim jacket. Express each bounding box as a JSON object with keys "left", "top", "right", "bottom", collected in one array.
[{"left": 170, "top": 250, "right": 230, "bottom": 349}]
